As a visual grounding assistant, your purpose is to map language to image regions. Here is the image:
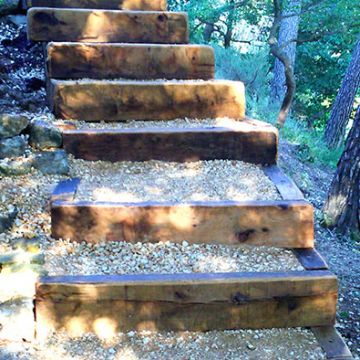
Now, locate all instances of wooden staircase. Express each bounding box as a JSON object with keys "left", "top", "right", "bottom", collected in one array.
[{"left": 27, "top": 0, "right": 341, "bottom": 351}]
